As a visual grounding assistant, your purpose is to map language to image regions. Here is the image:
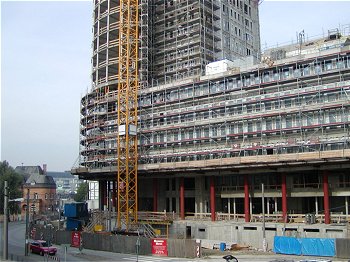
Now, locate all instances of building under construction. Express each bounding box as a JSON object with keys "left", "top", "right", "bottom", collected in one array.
[{"left": 73, "top": 0, "right": 350, "bottom": 230}]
